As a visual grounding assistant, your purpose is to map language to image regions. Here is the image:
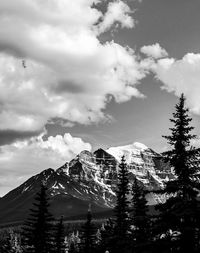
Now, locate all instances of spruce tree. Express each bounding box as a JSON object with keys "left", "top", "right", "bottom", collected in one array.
[
  {"left": 113, "top": 155, "right": 130, "bottom": 252},
  {"left": 156, "top": 94, "right": 200, "bottom": 252},
  {"left": 68, "top": 241, "right": 77, "bottom": 253},
  {"left": 97, "top": 218, "right": 115, "bottom": 253},
  {"left": 79, "top": 206, "right": 97, "bottom": 253},
  {"left": 54, "top": 216, "right": 66, "bottom": 253},
  {"left": 0, "top": 234, "right": 15, "bottom": 253},
  {"left": 22, "top": 184, "right": 54, "bottom": 253},
  {"left": 131, "top": 178, "right": 151, "bottom": 252}
]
